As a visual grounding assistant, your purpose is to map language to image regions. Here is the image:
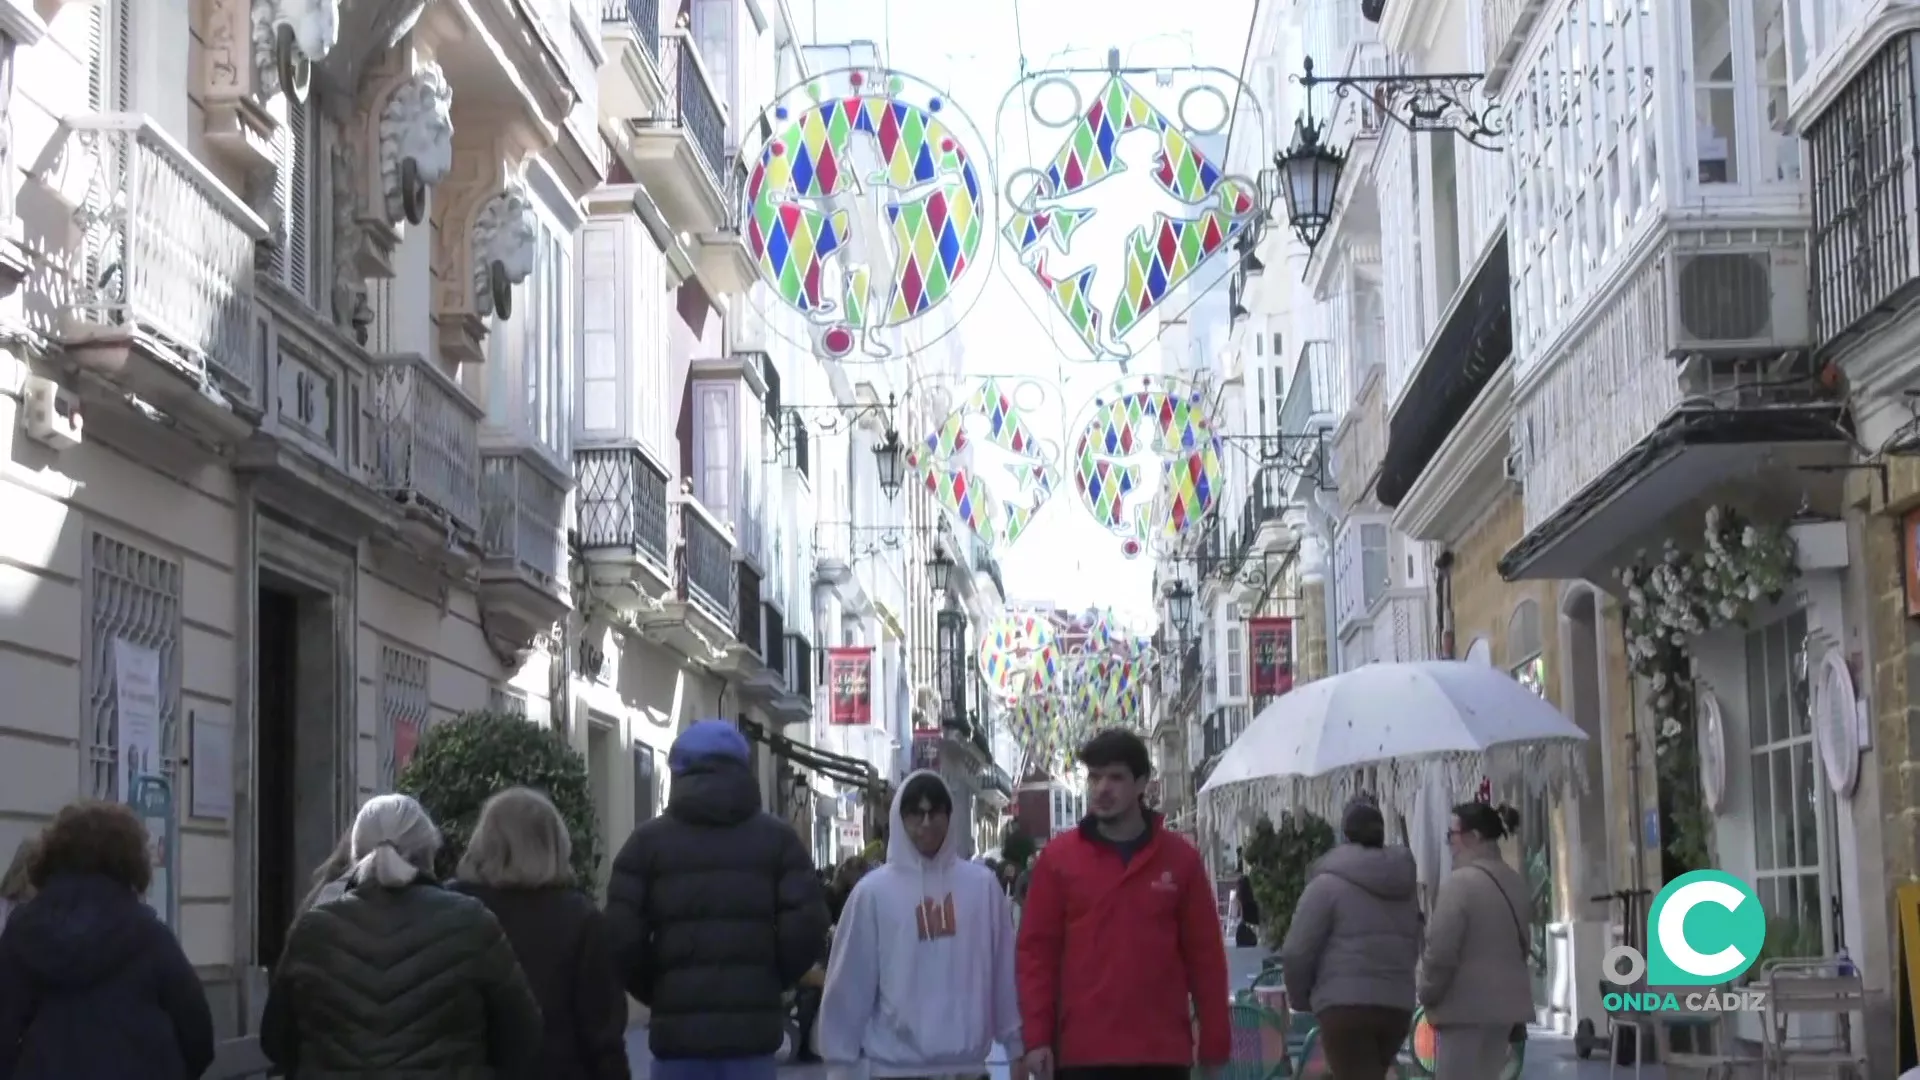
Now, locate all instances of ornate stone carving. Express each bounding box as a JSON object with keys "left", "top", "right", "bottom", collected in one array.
[
  {"left": 471, "top": 181, "right": 538, "bottom": 322},
  {"left": 250, "top": 0, "right": 341, "bottom": 103},
  {"left": 203, "top": 0, "right": 277, "bottom": 177},
  {"left": 330, "top": 137, "right": 373, "bottom": 343},
  {"left": 378, "top": 64, "right": 453, "bottom": 226}
]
